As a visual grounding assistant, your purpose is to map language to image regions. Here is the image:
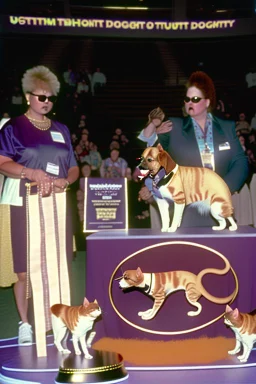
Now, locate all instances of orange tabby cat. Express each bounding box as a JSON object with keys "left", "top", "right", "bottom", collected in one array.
[
  {"left": 138, "top": 144, "right": 237, "bottom": 232},
  {"left": 224, "top": 305, "right": 256, "bottom": 363},
  {"left": 118, "top": 264, "right": 235, "bottom": 320},
  {"left": 51, "top": 297, "right": 101, "bottom": 359}
]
